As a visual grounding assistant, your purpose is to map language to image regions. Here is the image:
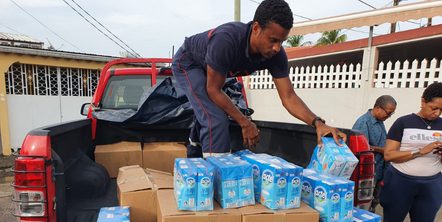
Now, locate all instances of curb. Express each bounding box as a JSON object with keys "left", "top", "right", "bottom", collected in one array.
[{"left": 0, "top": 168, "right": 11, "bottom": 173}]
